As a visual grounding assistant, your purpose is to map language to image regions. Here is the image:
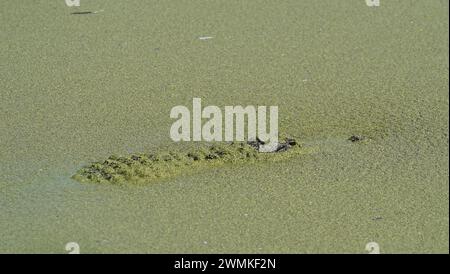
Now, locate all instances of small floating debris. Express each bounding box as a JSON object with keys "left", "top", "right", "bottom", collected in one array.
[
  {"left": 199, "top": 36, "right": 213, "bottom": 40},
  {"left": 71, "top": 11, "right": 94, "bottom": 15},
  {"left": 71, "top": 9, "right": 104, "bottom": 15},
  {"left": 348, "top": 135, "right": 365, "bottom": 143},
  {"left": 72, "top": 137, "right": 302, "bottom": 185}
]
